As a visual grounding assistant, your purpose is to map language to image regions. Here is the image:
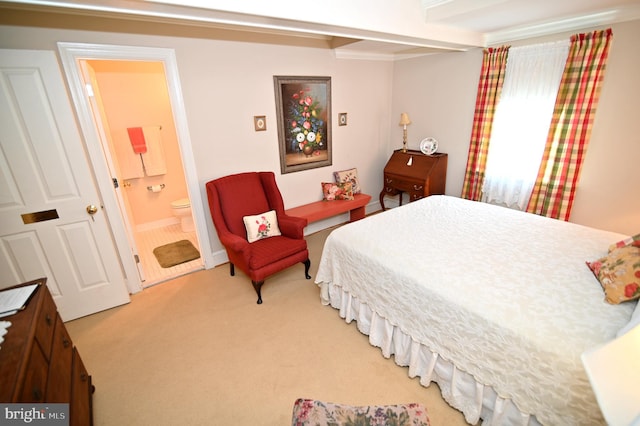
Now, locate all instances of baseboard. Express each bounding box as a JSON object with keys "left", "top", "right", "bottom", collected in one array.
[
  {"left": 210, "top": 249, "right": 229, "bottom": 267},
  {"left": 136, "top": 217, "right": 180, "bottom": 232}
]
